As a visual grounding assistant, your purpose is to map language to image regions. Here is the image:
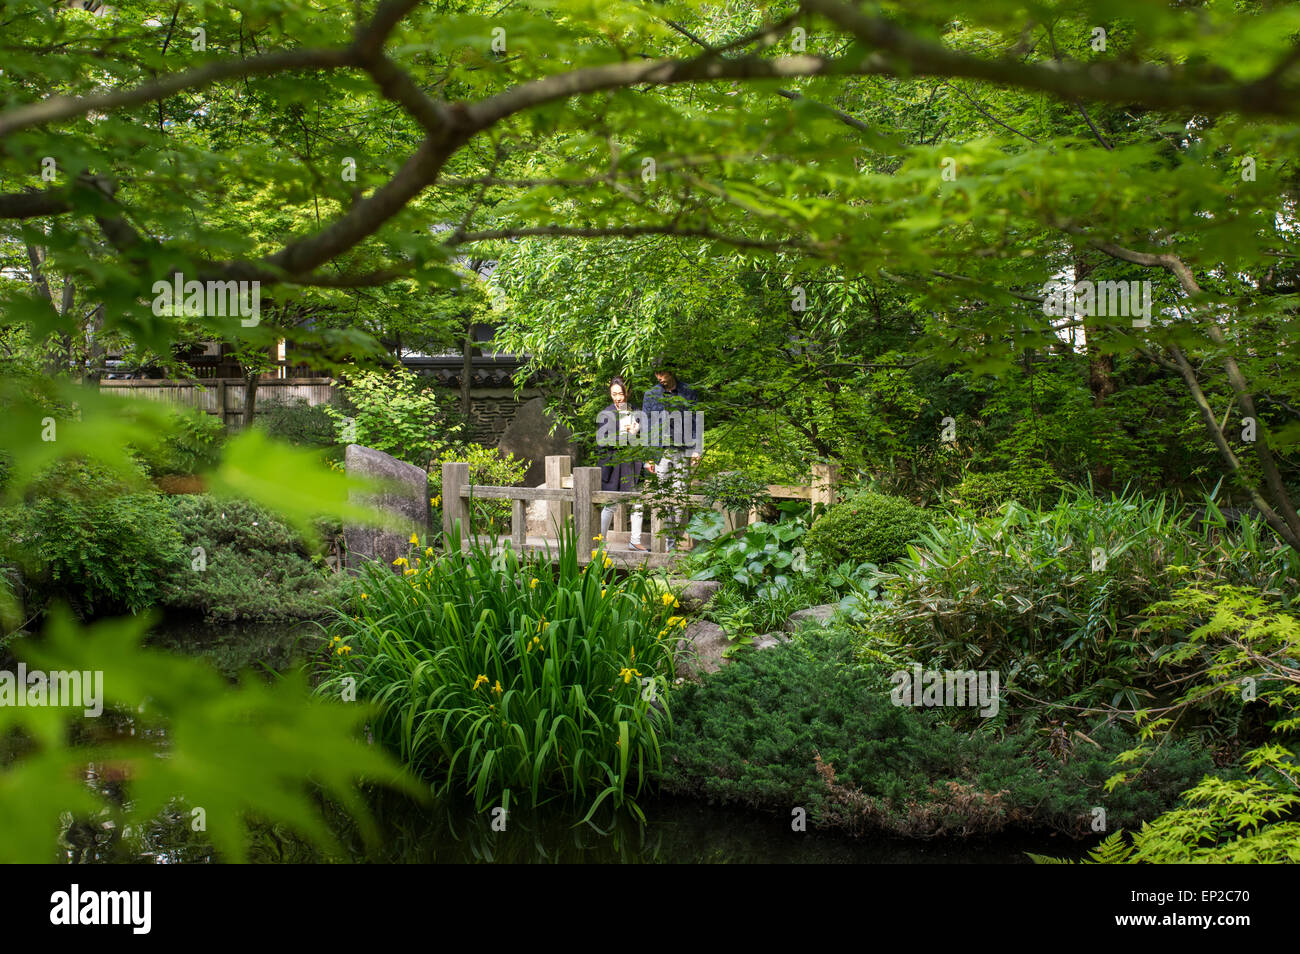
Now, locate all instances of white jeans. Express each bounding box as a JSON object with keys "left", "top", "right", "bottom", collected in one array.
[{"left": 601, "top": 503, "right": 644, "bottom": 544}]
